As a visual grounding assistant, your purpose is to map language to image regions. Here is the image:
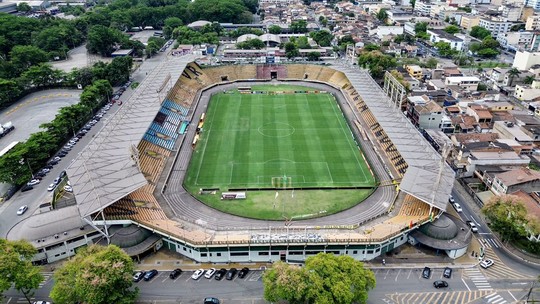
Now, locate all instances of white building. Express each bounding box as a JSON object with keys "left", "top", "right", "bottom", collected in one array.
[
  {"left": 478, "top": 18, "right": 513, "bottom": 39},
  {"left": 497, "top": 31, "right": 534, "bottom": 51},
  {"left": 414, "top": 1, "right": 433, "bottom": 16},
  {"left": 514, "top": 80, "right": 540, "bottom": 100},
  {"left": 526, "top": 15, "right": 540, "bottom": 31},
  {"left": 445, "top": 76, "right": 480, "bottom": 90},
  {"left": 513, "top": 50, "right": 540, "bottom": 70},
  {"left": 524, "top": 0, "right": 540, "bottom": 11},
  {"left": 376, "top": 26, "right": 404, "bottom": 39},
  {"left": 427, "top": 29, "right": 464, "bottom": 50}
]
